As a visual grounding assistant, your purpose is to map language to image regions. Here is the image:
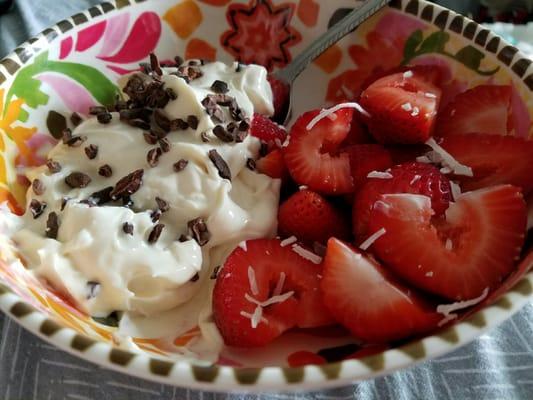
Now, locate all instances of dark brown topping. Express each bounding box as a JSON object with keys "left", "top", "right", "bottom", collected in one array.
[
  {"left": 153, "top": 109, "right": 171, "bottom": 132},
  {"left": 259, "top": 142, "right": 269, "bottom": 157},
  {"left": 212, "top": 93, "right": 234, "bottom": 107},
  {"left": 46, "top": 159, "right": 62, "bottom": 174},
  {"left": 148, "top": 223, "right": 165, "bottom": 244},
  {"left": 147, "top": 147, "right": 163, "bottom": 167},
  {"left": 239, "top": 119, "right": 250, "bottom": 132},
  {"left": 187, "top": 115, "right": 199, "bottom": 130},
  {"left": 190, "top": 273, "right": 200, "bottom": 282},
  {"left": 175, "top": 65, "right": 203, "bottom": 82},
  {"left": 86, "top": 186, "right": 113, "bottom": 206},
  {"left": 143, "top": 132, "right": 158, "bottom": 145},
  {"left": 113, "top": 99, "right": 128, "bottom": 112},
  {"left": 84, "top": 144, "right": 98, "bottom": 160},
  {"left": 139, "top": 62, "right": 152, "bottom": 74},
  {"left": 127, "top": 118, "right": 151, "bottom": 130},
  {"left": 178, "top": 234, "right": 190, "bottom": 242},
  {"left": 174, "top": 56, "right": 184, "bottom": 66},
  {"left": 62, "top": 128, "right": 73, "bottom": 143},
  {"left": 89, "top": 106, "right": 107, "bottom": 115},
  {"left": 208, "top": 149, "right": 231, "bottom": 180},
  {"left": 70, "top": 112, "right": 83, "bottom": 127},
  {"left": 246, "top": 158, "right": 256, "bottom": 171},
  {"left": 170, "top": 118, "right": 189, "bottom": 131},
  {"left": 32, "top": 179, "right": 45, "bottom": 196},
  {"left": 159, "top": 138, "right": 171, "bottom": 153},
  {"left": 110, "top": 169, "right": 144, "bottom": 200},
  {"left": 122, "top": 222, "right": 134, "bottom": 235},
  {"left": 201, "top": 96, "right": 224, "bottom": 123},
  {"left": 98, "top": 164, "right": 113, "bottom": 178},
  {"left": 29, "top": 199, "right": 47, "bottom": 219},
  {"left": 97, "top": 112, "right": 113, "bottom": 124},
  {"left": 149, "top": 53, "right": 163, "bottom": 76},
  {"left": 173, "top": 159, "right": 188, "bottom": 172},
  {"left": 210, "top": 265, "right": 221, "bottom": 280},
  {"left": 122, "top": 196, "right": 134, "bottom": 208},
  {"left": 188, "top": 217, "right": 210, "bottom": 246},
  {"left": 212, "top": 125, "right": 233, "bottom": 142},
  {"left": 236, "top": 62, "right": 243, "bottom": 72},
  {"left": 165, "top": 88, "right": 177, "bottom": 101},
  {"left": 155, "top": 197, "right": 170, "bottom": 212},
  {"left": 65, "top": 172, "right": 92, "bottom": 188},
  {"left": 150, "top": 209, "right": 162, "bottom": 223},
  {"left": 119, "top": 107, "right": 152, "bottom": 122},
  {"left": 229, "top": 103, "right": 245, "bottom": 121},
  {"left": 60, "top": 197, "right": 69, "bottom": 211},
  {"left": 45, "top": 212, "right": 59, "bottom": 239},
  {"left": 123, "top": 73, "right": 161, "bottom": 103},
  {"left": 64, "top": 134, "right": 87, "bottom": 148},
  {"left": 234, "top": 123, "right": 248, "bottom": 142},
  {"left": 200, "top": 132, "right": 210, "bottom": 142},
  {"left": 211, "top": 80, "right": 229, "bottom": 94},
  {"left": 86, "top": 281, "right": 101, "bottom": 299}
]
